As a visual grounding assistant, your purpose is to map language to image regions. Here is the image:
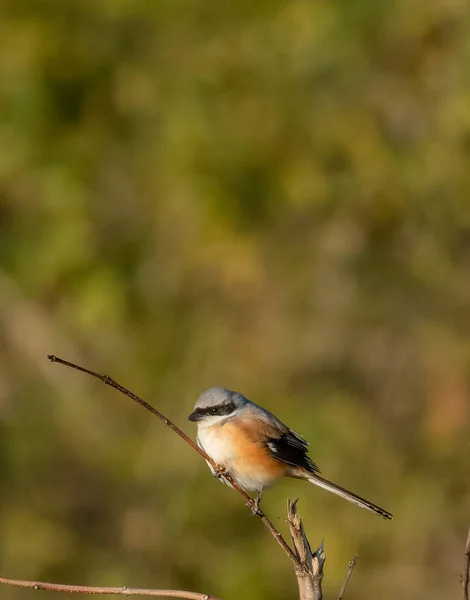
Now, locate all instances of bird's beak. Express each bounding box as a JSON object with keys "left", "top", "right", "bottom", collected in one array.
[{"left": 188, "top": 411, "right": 201, "bottom": 422}]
